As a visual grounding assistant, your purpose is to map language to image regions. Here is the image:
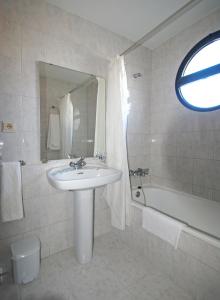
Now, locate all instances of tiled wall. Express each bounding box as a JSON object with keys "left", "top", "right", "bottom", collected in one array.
[
  {"left": 125, "top": 48, "right": 152, "bottom": 186},
  {"left": 0, "top": 0, "right": 151, "bottom": 255},
  {"left": 150, "top": 9, "right": 220, "bottom": 202}
]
